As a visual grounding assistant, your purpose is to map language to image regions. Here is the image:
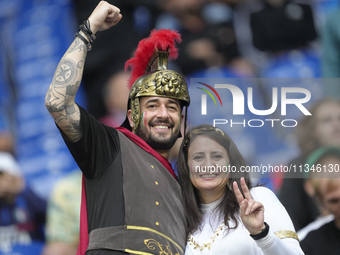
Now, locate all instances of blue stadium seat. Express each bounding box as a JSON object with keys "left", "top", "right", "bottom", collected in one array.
[
  {"left": 0, "top": 241, "right": 44, "bottom": 255},
  {"left": 0, "top": 0, "right": 85, "bottom": 199},
  {"left": 261, "top": 49, "right": 321, "bottom": 78}
]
